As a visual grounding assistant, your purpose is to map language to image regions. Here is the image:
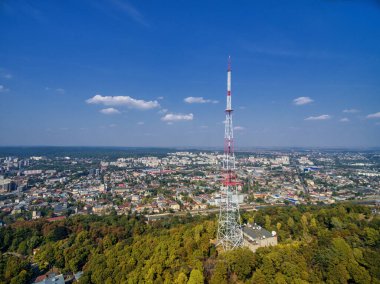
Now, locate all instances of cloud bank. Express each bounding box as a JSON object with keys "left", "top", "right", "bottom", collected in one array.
[
  {"left": 367, "top": 112, "right": 380, "bottom": 119},
  {"left": 161, "top": 113, "right": 193, "bottom": 122},
  {"left": 293, "top": 96, "right": 313, "bottom": 105},
  {"left": 184, "top": 97, "right": 218, "bottom": 104},
  {"left": 100, "top": 108, "right": 120, "bottom": 115},
  {"left": 305, "top": 114, "right": 331, "bottom": 121},
  {"left": 86, "top": 94, "right": 160, "bottom": 110},
  {"left": 234, "top": 126, "right": 245, "bottom": 131},
  {"left": 343, "top": 109, "right": 359, "bottom": 113}
]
